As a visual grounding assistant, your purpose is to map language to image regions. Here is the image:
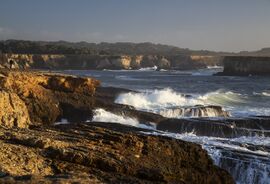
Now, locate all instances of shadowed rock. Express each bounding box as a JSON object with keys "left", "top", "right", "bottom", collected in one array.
[{"left": 216, "top": 56, "right": 270, "bottom": 76}]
